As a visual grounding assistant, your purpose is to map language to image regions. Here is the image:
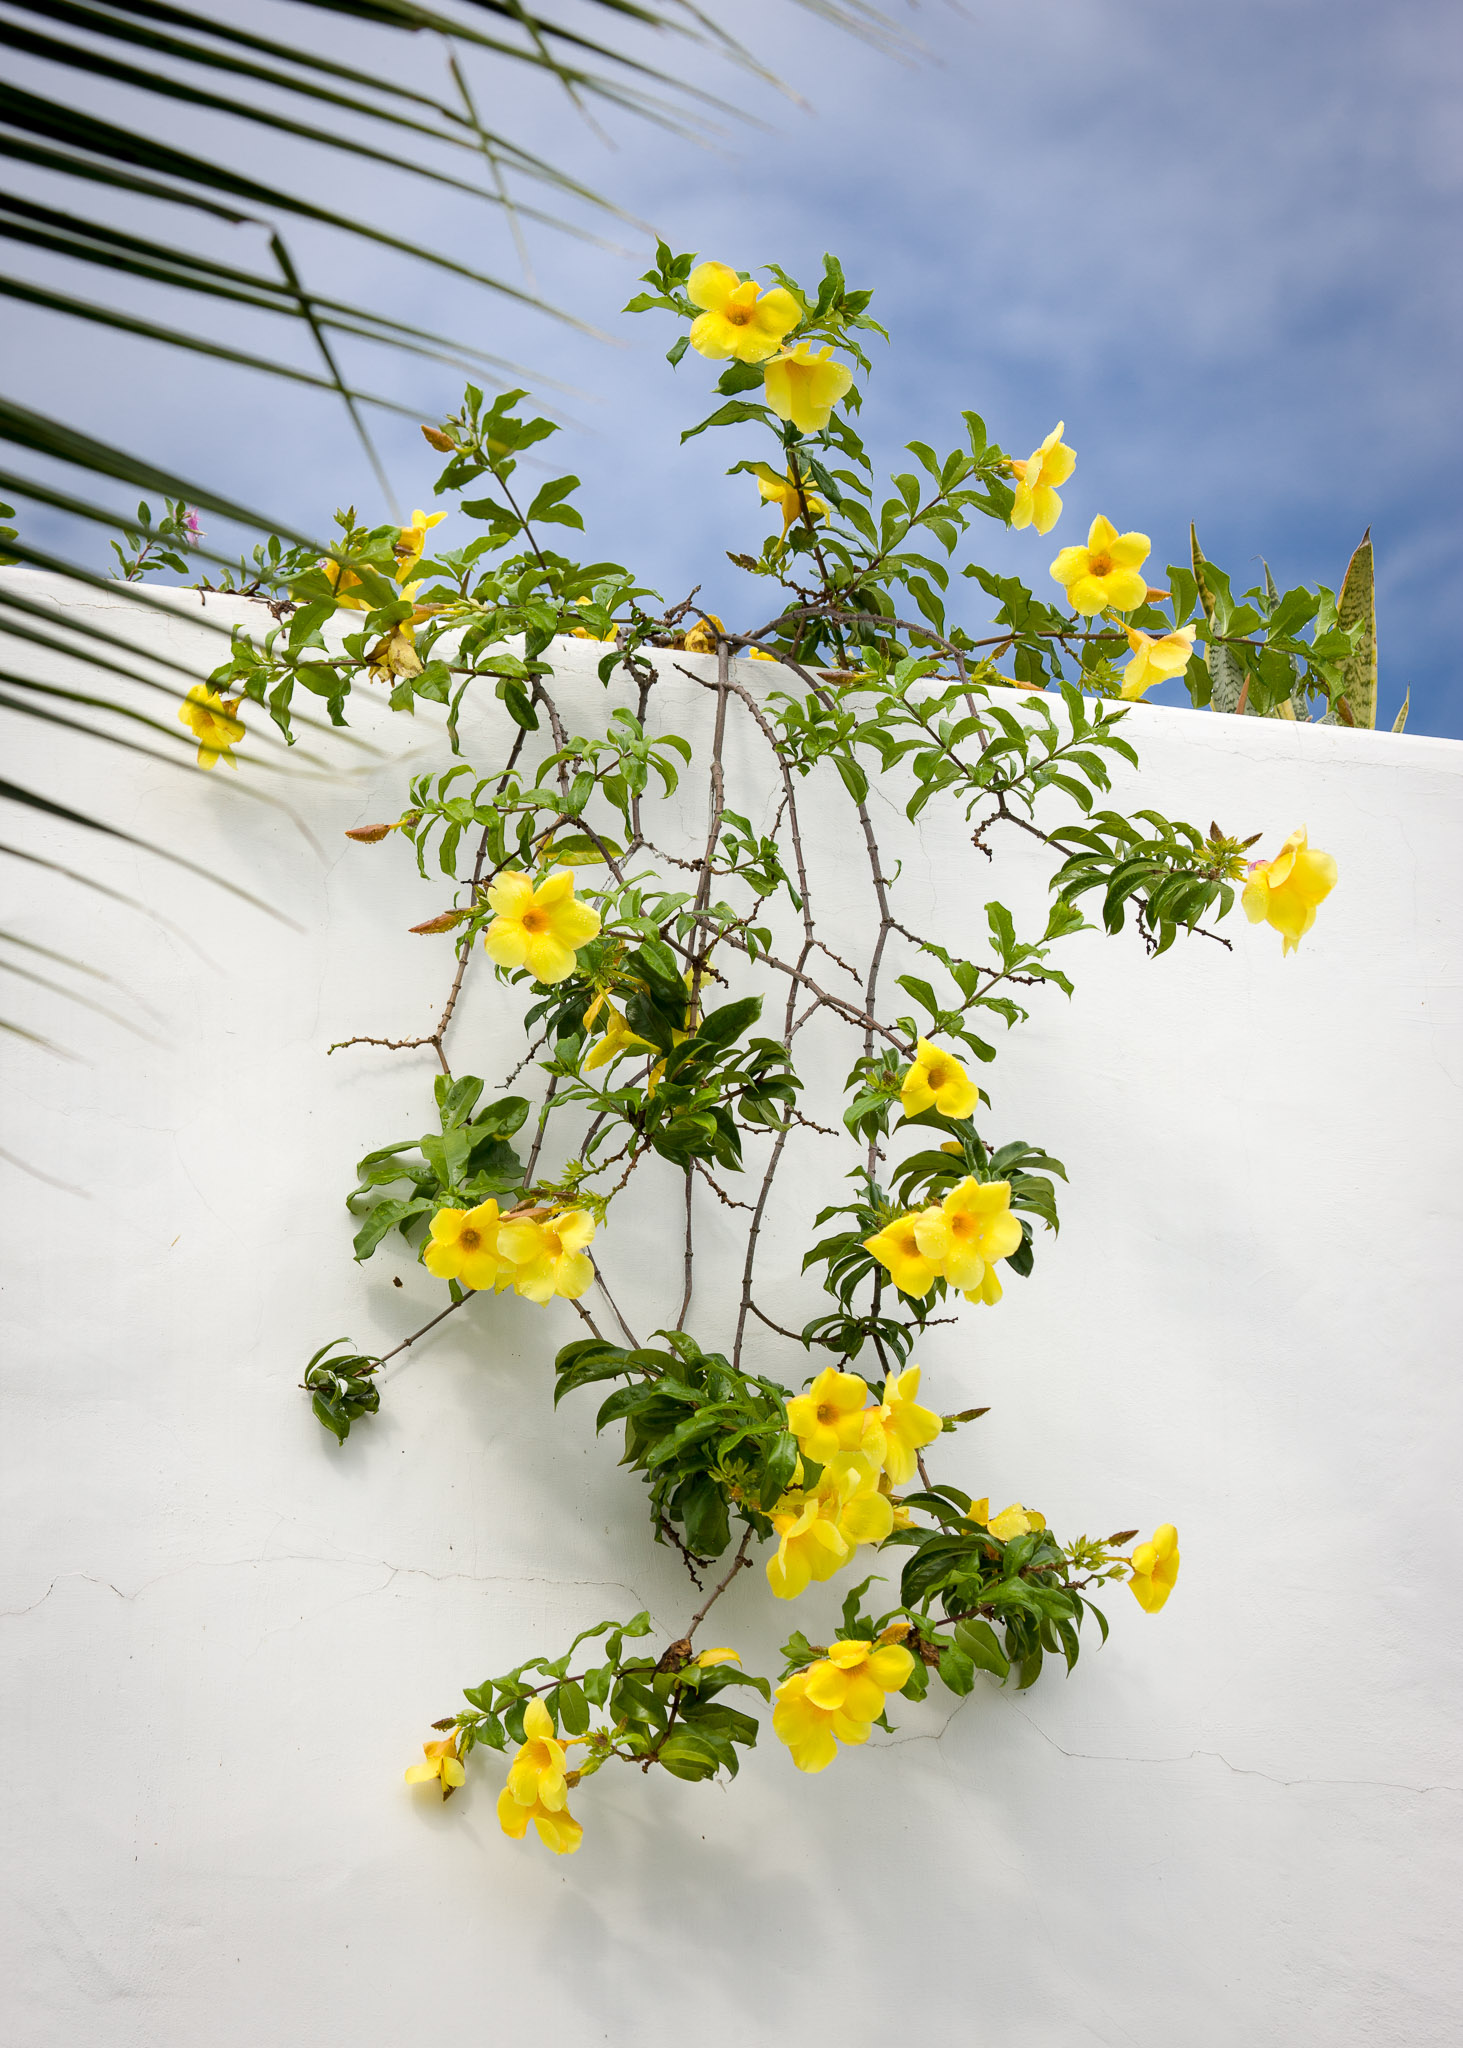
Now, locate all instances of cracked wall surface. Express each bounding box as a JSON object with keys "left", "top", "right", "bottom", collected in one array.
[{"left": 2, "top": 571, "right": 1461, "bottom": 2048}]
